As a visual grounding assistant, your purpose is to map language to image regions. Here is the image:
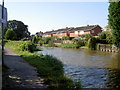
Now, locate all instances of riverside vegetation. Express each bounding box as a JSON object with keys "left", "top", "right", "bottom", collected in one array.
[{"left": 5, "top": 40, "right": 82, "bottom": 89}]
